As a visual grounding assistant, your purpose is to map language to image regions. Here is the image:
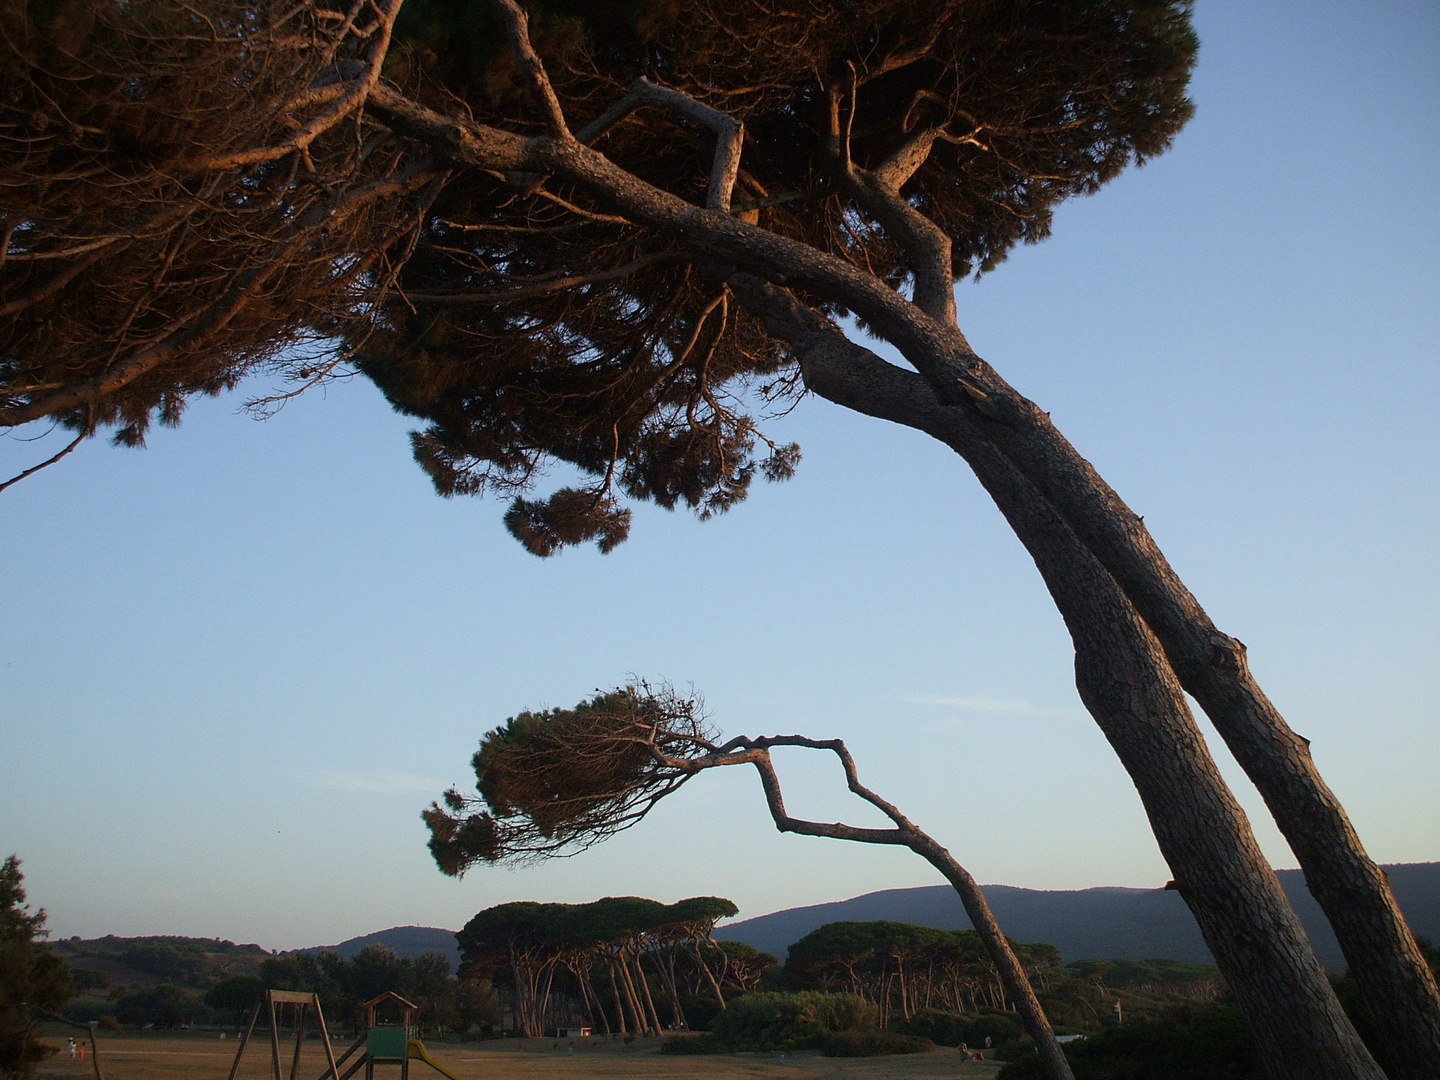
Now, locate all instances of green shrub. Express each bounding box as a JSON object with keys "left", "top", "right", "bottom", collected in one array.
[
  {"left": 995, "top": 1035, "right": 1034, "bottom": 1062},
  {"left": 995, "top": 1002, "right": 1261, "bottom": 1080},
  {"left": 112, "top": 984, "right": 209, "bottom": 1028},
  {"left": 708, "top": 991, "right": 873, "bottom": 1050},
  {"left": 662, "top": 992, "right": 882, "bottom": 1053},
  {"left": 817, "top": 1029, "right": 932, "bottom": 1057},
  {"left": 676, "top": 991, "right": 723, "bottom": 1033},
  {"left": 659, "top": 1034, "right": 718, "bottom": 1055},
  {"left": 61, "top": 1001, "right": 108, "bottom": 1024},
  {"left": 897, "top": 1008, "right": 1023, "bottom": 1048}
]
